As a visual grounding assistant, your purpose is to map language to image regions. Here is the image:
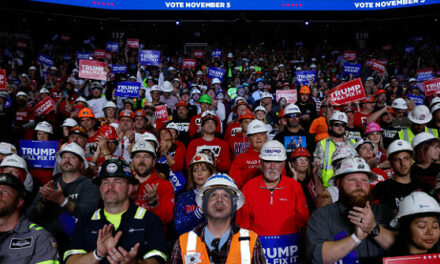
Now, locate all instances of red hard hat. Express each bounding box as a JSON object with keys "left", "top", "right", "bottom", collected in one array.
[
  {"left": 134, "top": 109, "right": 147, "bottom": 118},
  {"left": 239, "top": 109, "right": 255, "bottom": 121},
  {"left": 119, "top": 110, "right": 135, "bottom": 120},
  {"left": 98, "top": 125, "right": 118, "bottom": 140},
  {"left": 175, "top": 100, "right": 188, "bottom": 109},
  {"left": 291, "top": 147, "right": 311, "bottom": 159}
]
